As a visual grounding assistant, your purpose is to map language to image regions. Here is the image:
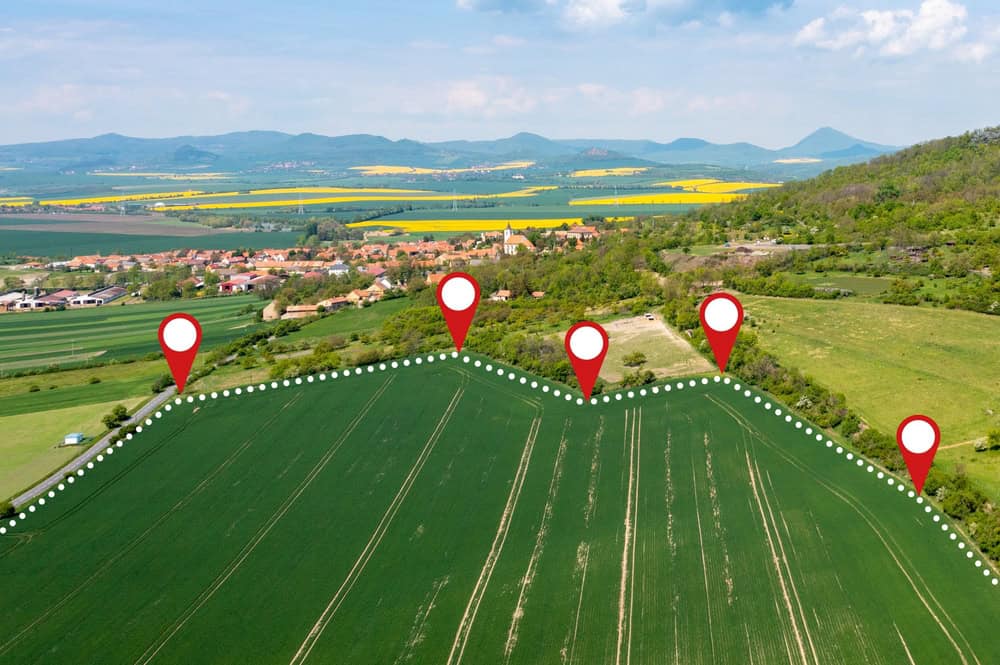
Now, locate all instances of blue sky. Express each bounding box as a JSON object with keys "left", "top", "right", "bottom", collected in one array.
[{"left": 1, "top": 0, "right": 997, "bottom": 146}]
